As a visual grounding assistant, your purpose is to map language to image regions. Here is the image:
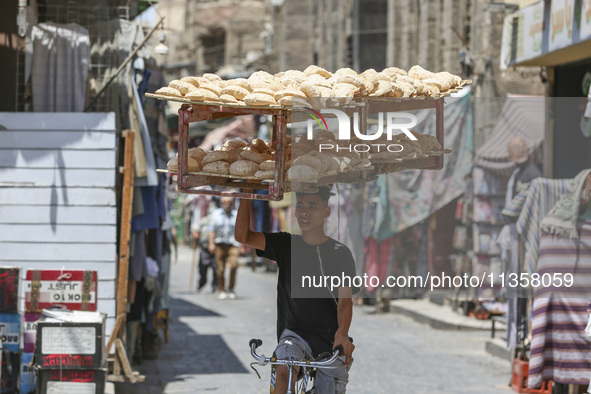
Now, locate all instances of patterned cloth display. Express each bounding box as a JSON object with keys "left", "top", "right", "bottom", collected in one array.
[{"left": 528, "top": 221, "right": 591, "bottom": 388}]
